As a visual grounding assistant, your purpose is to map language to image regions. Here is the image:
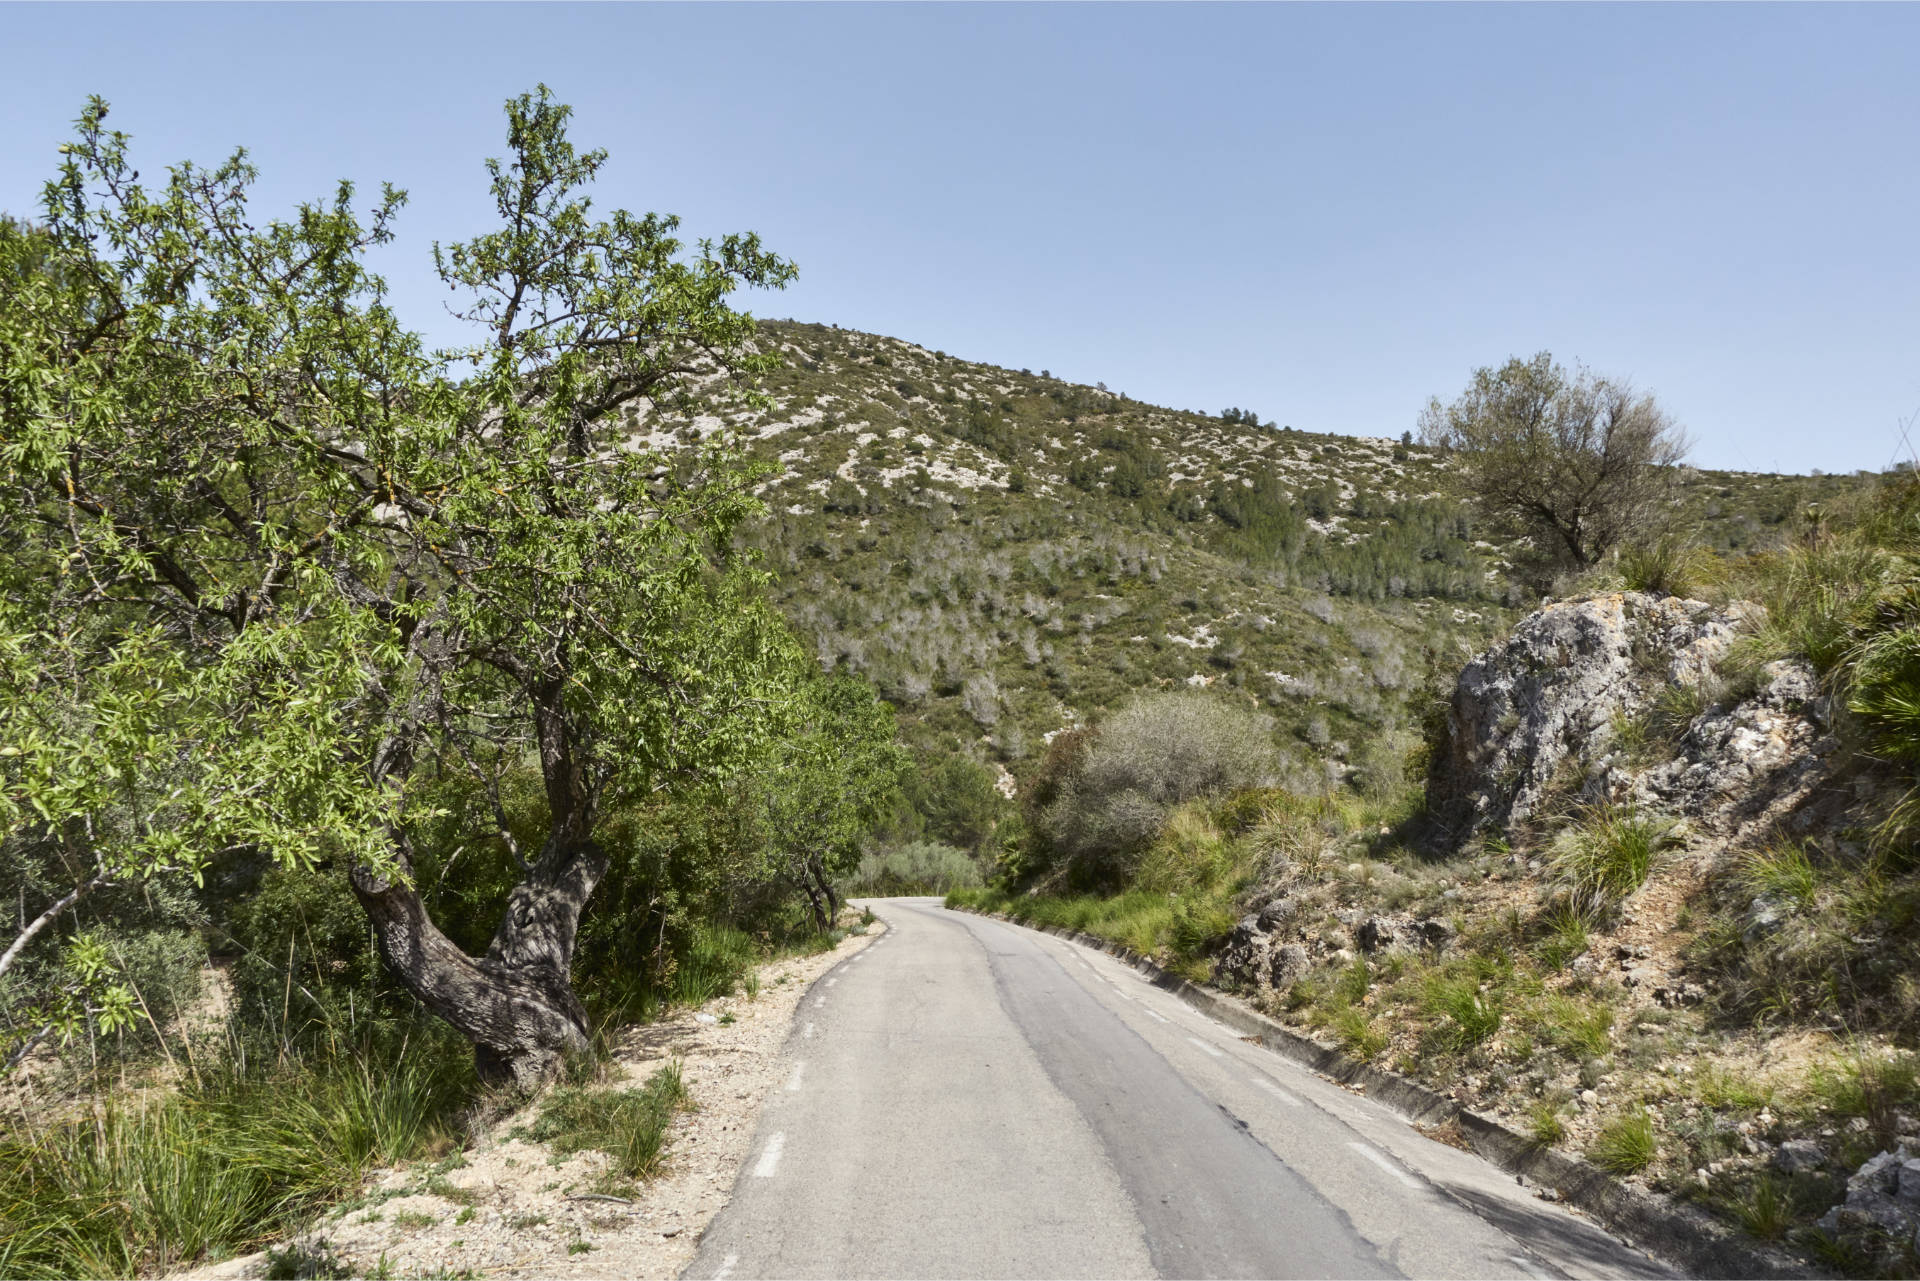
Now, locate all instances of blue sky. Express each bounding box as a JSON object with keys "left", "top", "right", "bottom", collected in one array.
[{"left": 3, "top": 3, "right": 1915, "bottom": 475}]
